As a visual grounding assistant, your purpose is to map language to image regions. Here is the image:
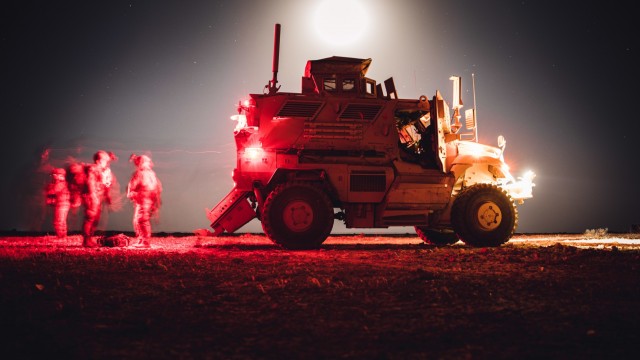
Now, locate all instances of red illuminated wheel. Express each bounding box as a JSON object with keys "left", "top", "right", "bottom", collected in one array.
[
  {"left": 451, "top": 183, "right": 517, "bottom": 247},
  {"left": 415, "top": 227, "right": 459, "bottom": 246},
  {"left": 261, "top": 182, "right": 334, "bottom": 250}
]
